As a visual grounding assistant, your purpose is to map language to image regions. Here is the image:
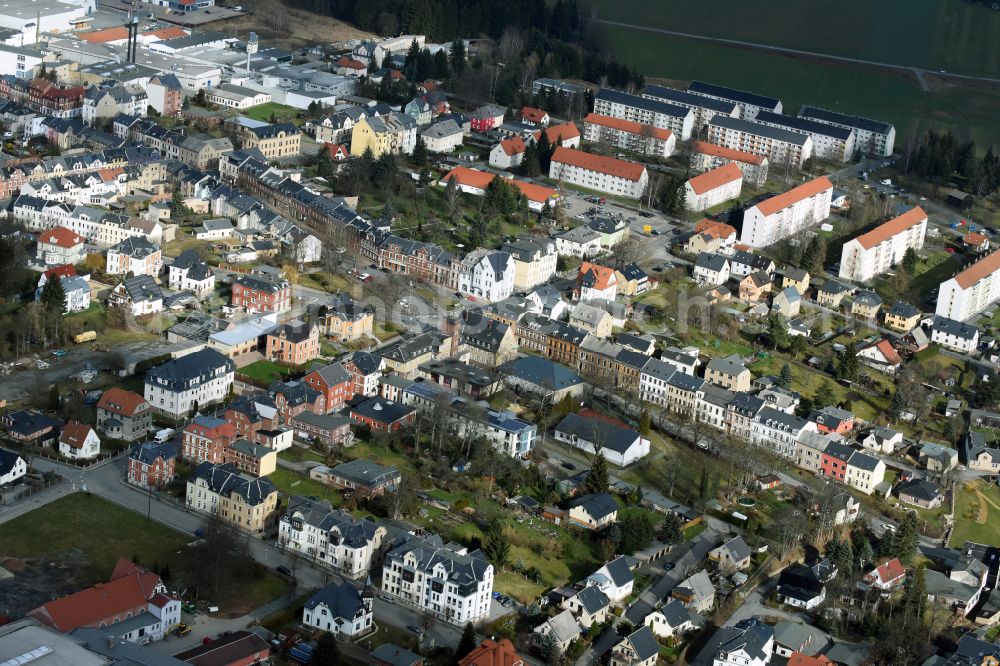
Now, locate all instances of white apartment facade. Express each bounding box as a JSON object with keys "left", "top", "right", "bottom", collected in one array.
[
  {"left": 502, "top": 236, "right": 557, "bottom": 290},
  {"left": 458, "top": 249, "right": 515, "bottom": 303},
  {"left": 143, "top": 349, "right": 235, "bottom": 418},
  {"left": 936, "top": 249, "right": 1000, "bottom": 321},
  {"left": 798, "top": 105, "right": 895, "bottom": 158},
  {"left": 642, "top": 84, "right": 739, "bottom": 129},
  {"left": 708, "top": 116, "right": 812, "bottom": 168},
  {"left": 581, "top": 113, "right": 675, "bottom": 159},
  {"left": 839, "top": 207, "right": 927, "bottom": 282},
  {"left": 754, "top": 111, "right": 856, "bottom": 163},
  {"left": 593, "top": 88, "right": 695, "bottom": 140},
  {"left": 278, "top": 496, "right": 387, "bottom": 578},
  {"left": 549, "top": 147, "right": 648, "bottom": 200},
  {"left": 684, "top": 162, "right": 743, "bottom": 212},
  {"left": 739, "top": 176, "right": 833, "bottom": 247}
]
